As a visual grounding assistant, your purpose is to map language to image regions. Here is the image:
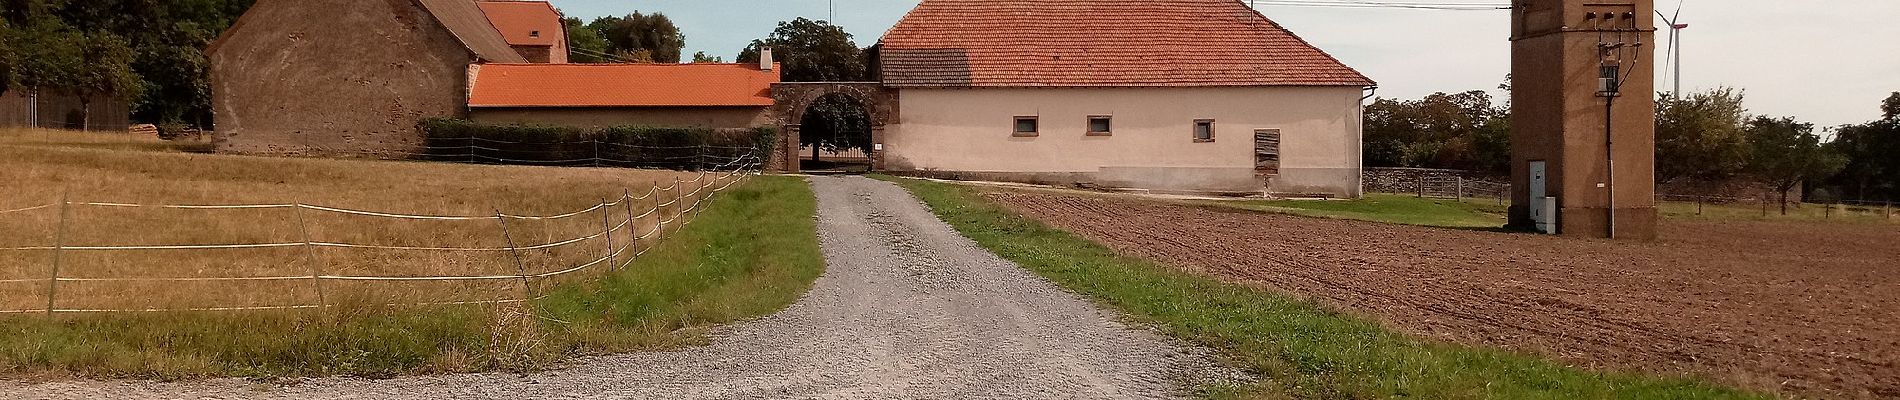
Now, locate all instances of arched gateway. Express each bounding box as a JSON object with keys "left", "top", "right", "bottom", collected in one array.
[{"left": 767, "top": 82, "right": 897, "bottom": 173}]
